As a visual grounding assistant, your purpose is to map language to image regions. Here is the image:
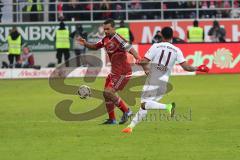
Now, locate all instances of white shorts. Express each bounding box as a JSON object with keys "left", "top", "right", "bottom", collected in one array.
[{"left": 140, "top": 81, "right": 167, "bottom": 103}]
